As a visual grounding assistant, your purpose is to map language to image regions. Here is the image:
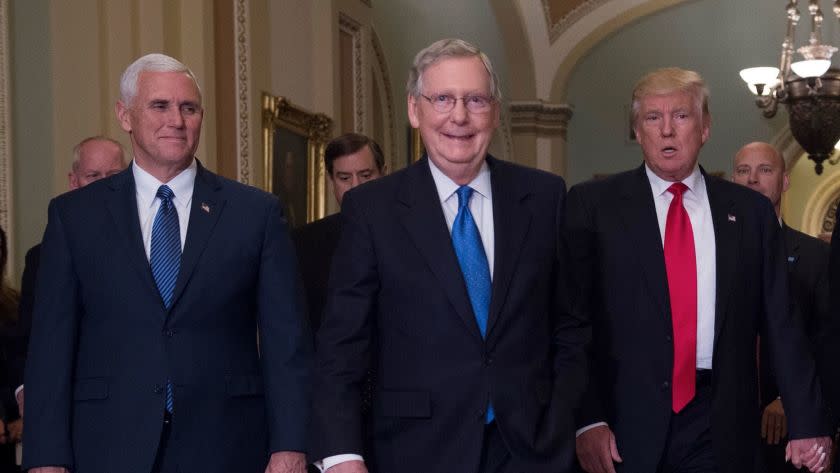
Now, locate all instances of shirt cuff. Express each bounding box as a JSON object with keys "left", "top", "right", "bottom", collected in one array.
[
  {"left": 14, "top": 385, "right": 22, "bottom": 397},
  {"left": 576, "top": 421, "right": 608, "bottom": 437},
  {"left": 315, "top": 454, "right": 365, "bottom": 472}
]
